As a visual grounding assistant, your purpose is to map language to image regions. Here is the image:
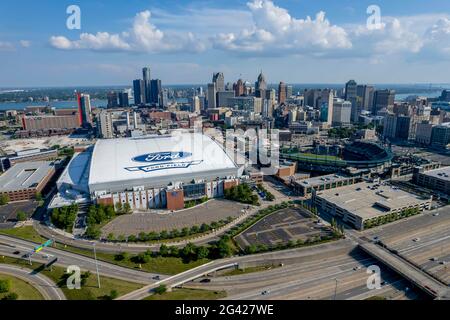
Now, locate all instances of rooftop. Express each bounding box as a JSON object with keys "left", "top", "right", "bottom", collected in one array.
[
  {"left": 421, "top": 166, "right": 450, "bottom": 182},
  {"left": 0, "top": 161, "right": 55, "bottom": 192},
  {"left": 316, "top": 182, "right": 430, "bottom": 220},
  {"left": 296, "top": 173, "right": 352, "bottom": 187},
  {"left": 88, "top": 132, "right": 238, "bottom": 188}
]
